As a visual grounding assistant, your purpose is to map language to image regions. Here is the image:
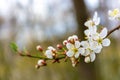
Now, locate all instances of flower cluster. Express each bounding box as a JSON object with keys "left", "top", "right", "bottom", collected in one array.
[
  {"left": 63, "top": 12, "right": 110, "bottom": 65},
  {"left": 35, "top": 11, "right": 112, "bottom": 68},
  {"left": 11, "top": 8, "right": 120, "bottom": 69}
]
